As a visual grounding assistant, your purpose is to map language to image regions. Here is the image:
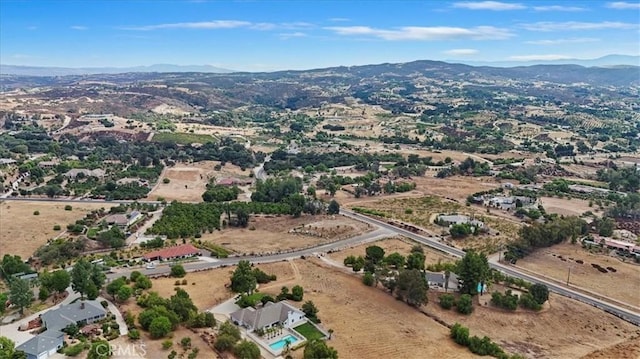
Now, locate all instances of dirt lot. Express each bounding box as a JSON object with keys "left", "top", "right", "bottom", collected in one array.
[
  {"left": 261, "top": 259, "right": 476, "bottom": 359},
  {"left": 147, "top": 268, "right": 236, "bottom": 310},
  {"left": 201, "top": 214, "right": 373, "bottom": 255},
  {"left": 146, "top": 161, "right": 252, "bottom": 202},
  {"left": 346, "top": 196, "right": 523, "bottom": 252},
  {"left": 425, "top": 290, "right": 640, "bottom": 359},
  {"left": 515, "top": 243, "right": 640, "bottom": 307},
  {"left": 539, "top": 196, "right": 602, "bottom": 217},
  {"left": 0, "top": 200, "right": 116, "bottom": 258},
  {"left": 581, "top": 337, "right": 640, "bottom": 359}
]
